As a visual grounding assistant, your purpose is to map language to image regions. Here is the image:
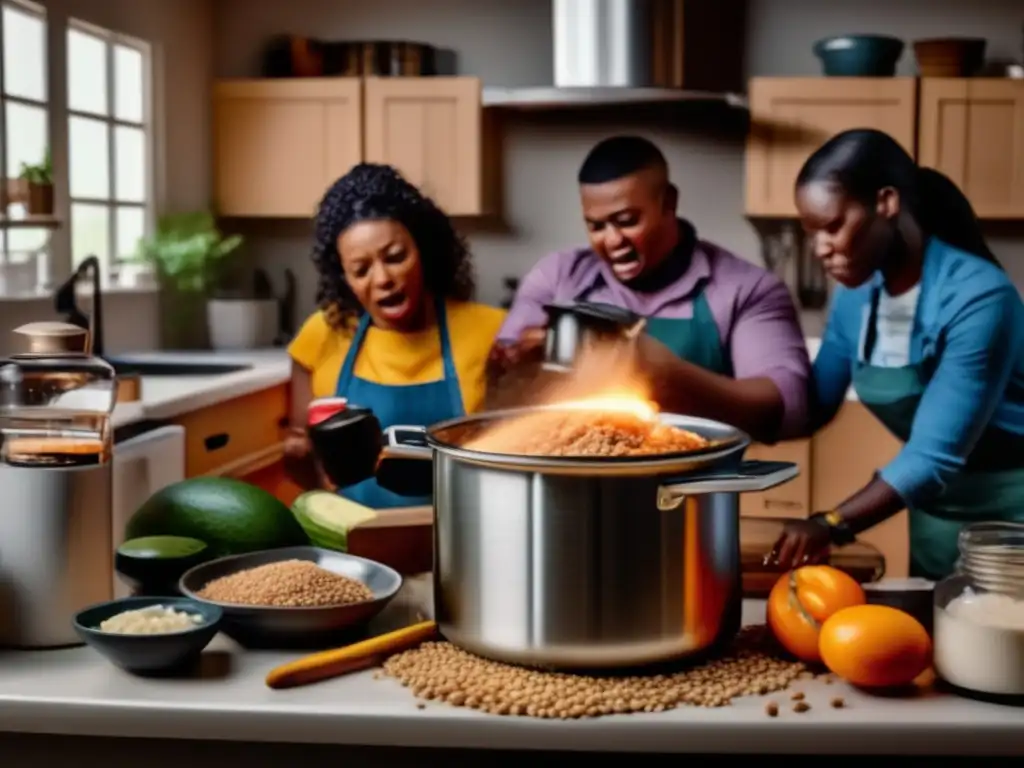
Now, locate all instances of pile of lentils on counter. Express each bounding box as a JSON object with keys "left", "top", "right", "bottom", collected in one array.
[
  {"left": 380, "top": 625, "right": 835, "bottom": 719},
  {"left": 197, "top": 560, "right": 375, "bottom": 607}
]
